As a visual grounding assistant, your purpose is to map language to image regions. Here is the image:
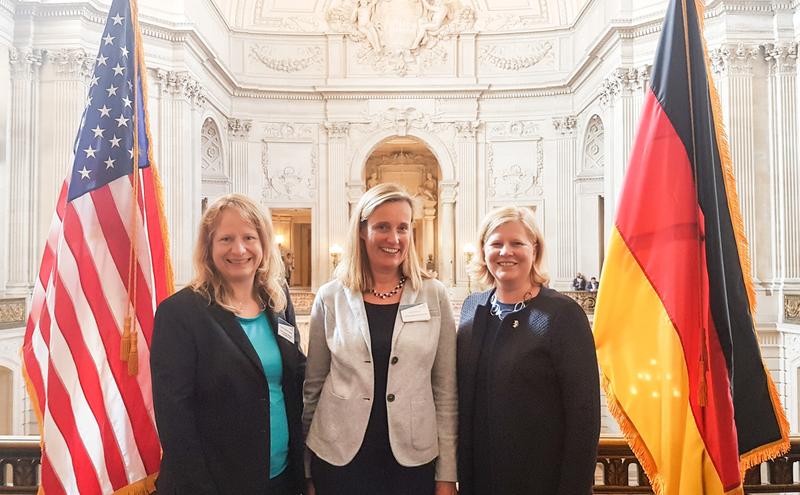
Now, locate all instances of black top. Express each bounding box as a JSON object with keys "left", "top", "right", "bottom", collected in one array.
[
  {"left": 362, "top": 301, "right": 399, "bottom": 451},
  {"left": 457, "top": 287, "right": 600, "bottom": 495}
]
